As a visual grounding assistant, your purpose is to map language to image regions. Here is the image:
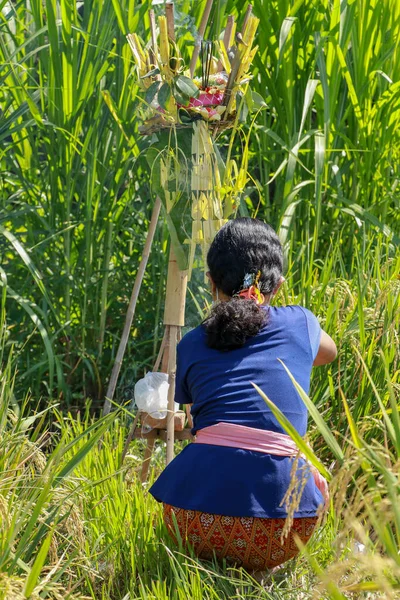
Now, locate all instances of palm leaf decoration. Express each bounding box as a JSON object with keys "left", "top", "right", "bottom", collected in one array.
[{"left": 127, "top": 3, "right": 260, "bottom": 274}]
